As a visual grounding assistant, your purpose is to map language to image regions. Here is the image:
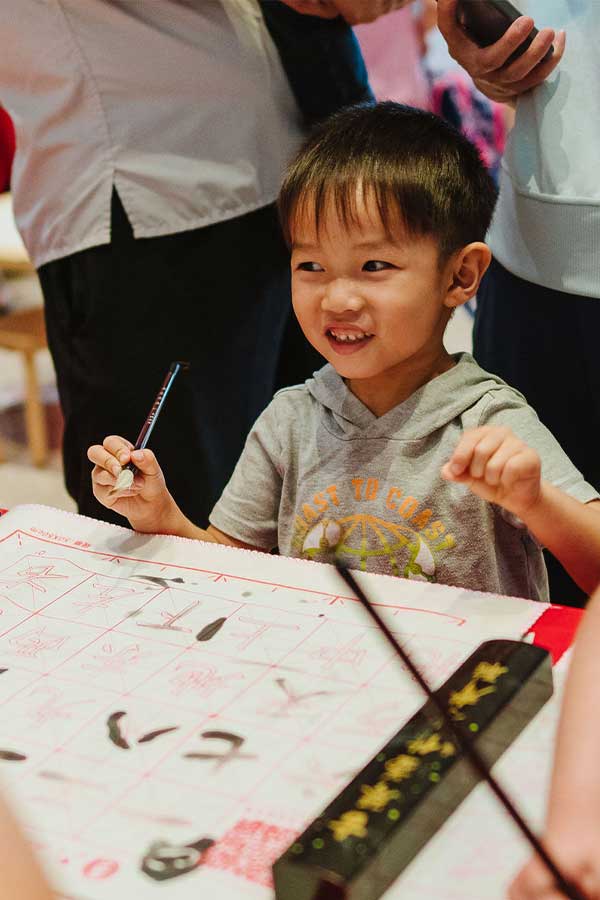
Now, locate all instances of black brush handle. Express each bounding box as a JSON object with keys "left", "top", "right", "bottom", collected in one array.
[{"left": 335, "top": 563, "right": 588, "bottom": 900}]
